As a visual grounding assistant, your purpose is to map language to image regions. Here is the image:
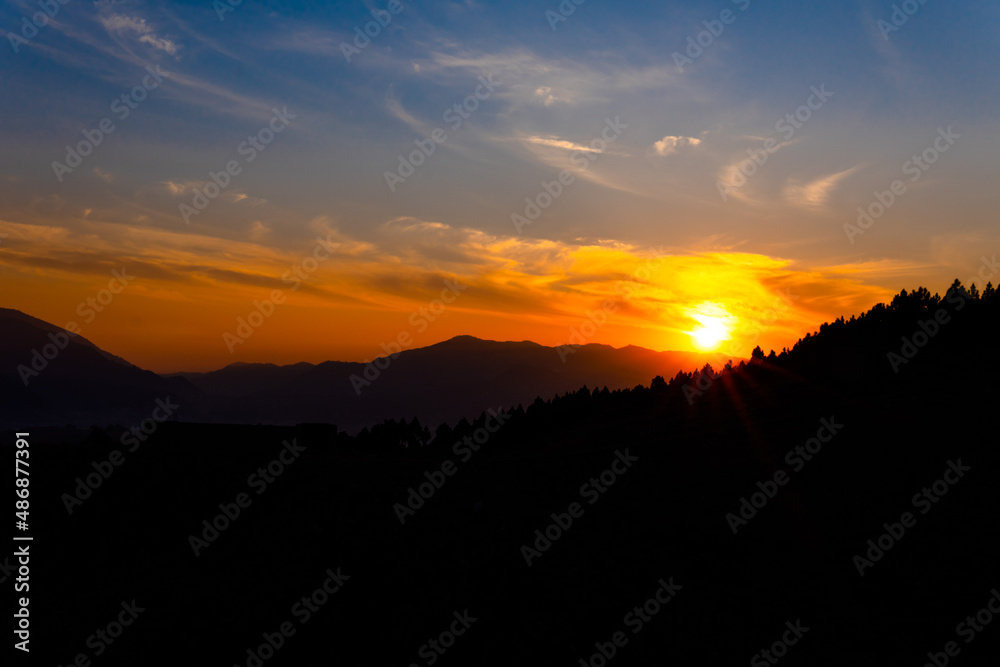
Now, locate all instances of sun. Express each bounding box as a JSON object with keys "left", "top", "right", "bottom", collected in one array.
[
  {"left": 692, "top": 320, "right": 729, "bottom": 351},
  {"left": 686, "top": 302, "right": 737, "bottom": 352}
]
